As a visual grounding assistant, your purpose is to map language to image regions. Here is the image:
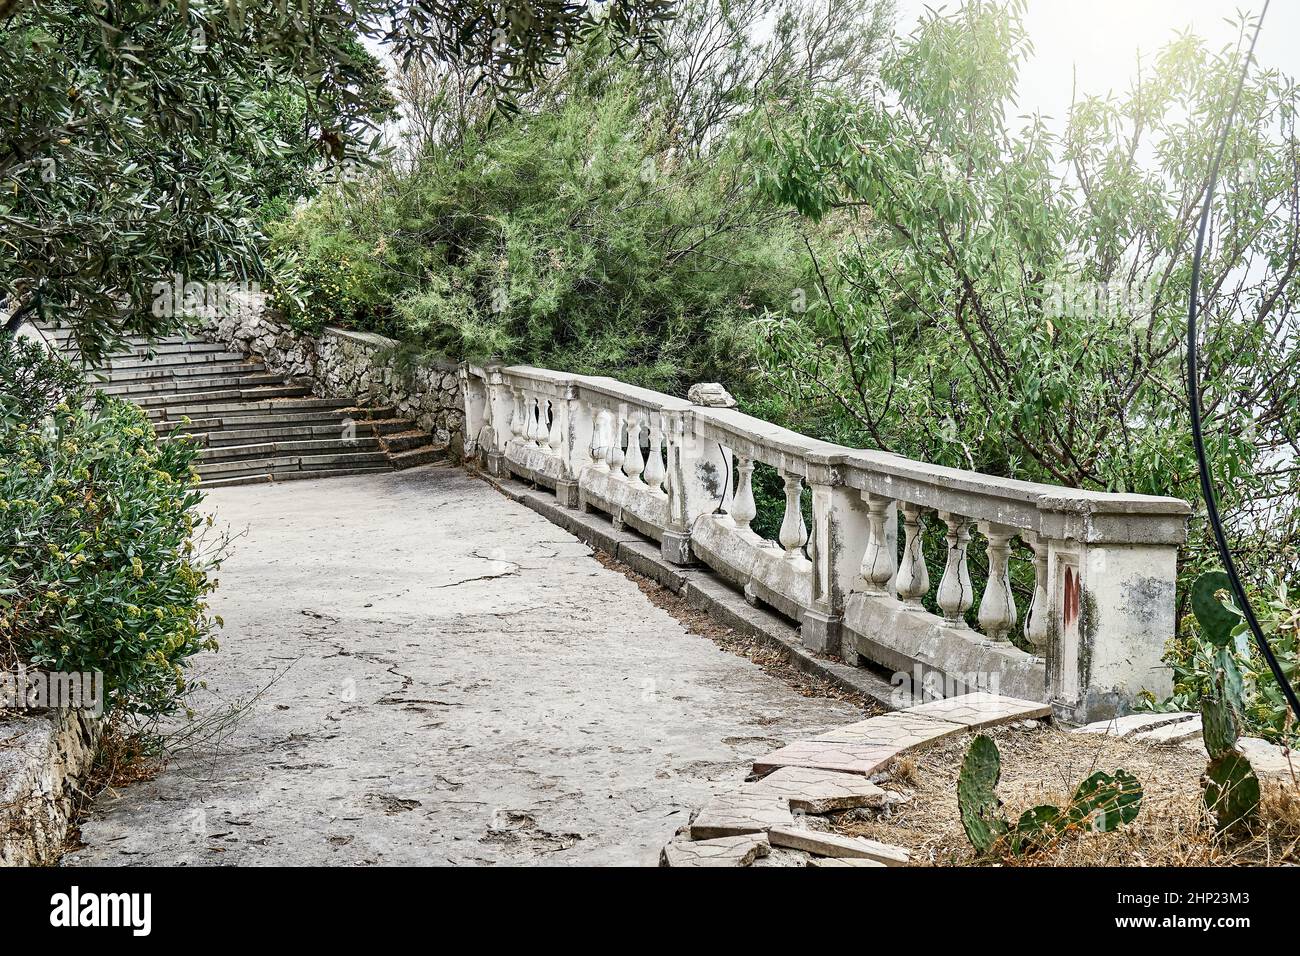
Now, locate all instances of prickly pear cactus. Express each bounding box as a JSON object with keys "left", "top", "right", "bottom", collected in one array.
[
  {"left": 1201, "top": 695, "right": 1239, "bottom": 760},
  {"left": 957, "top": 734, "right": 1008, "bottom": 853},
  {"left": 1205, "top": 751, "right": 1260, "bottom": 833},
  {"left": 1191, "top": 571, "right": 1240, "bottom": 647},
  {"left": 1066, "top": 769, "right": 1143, "bottom": 833}
]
